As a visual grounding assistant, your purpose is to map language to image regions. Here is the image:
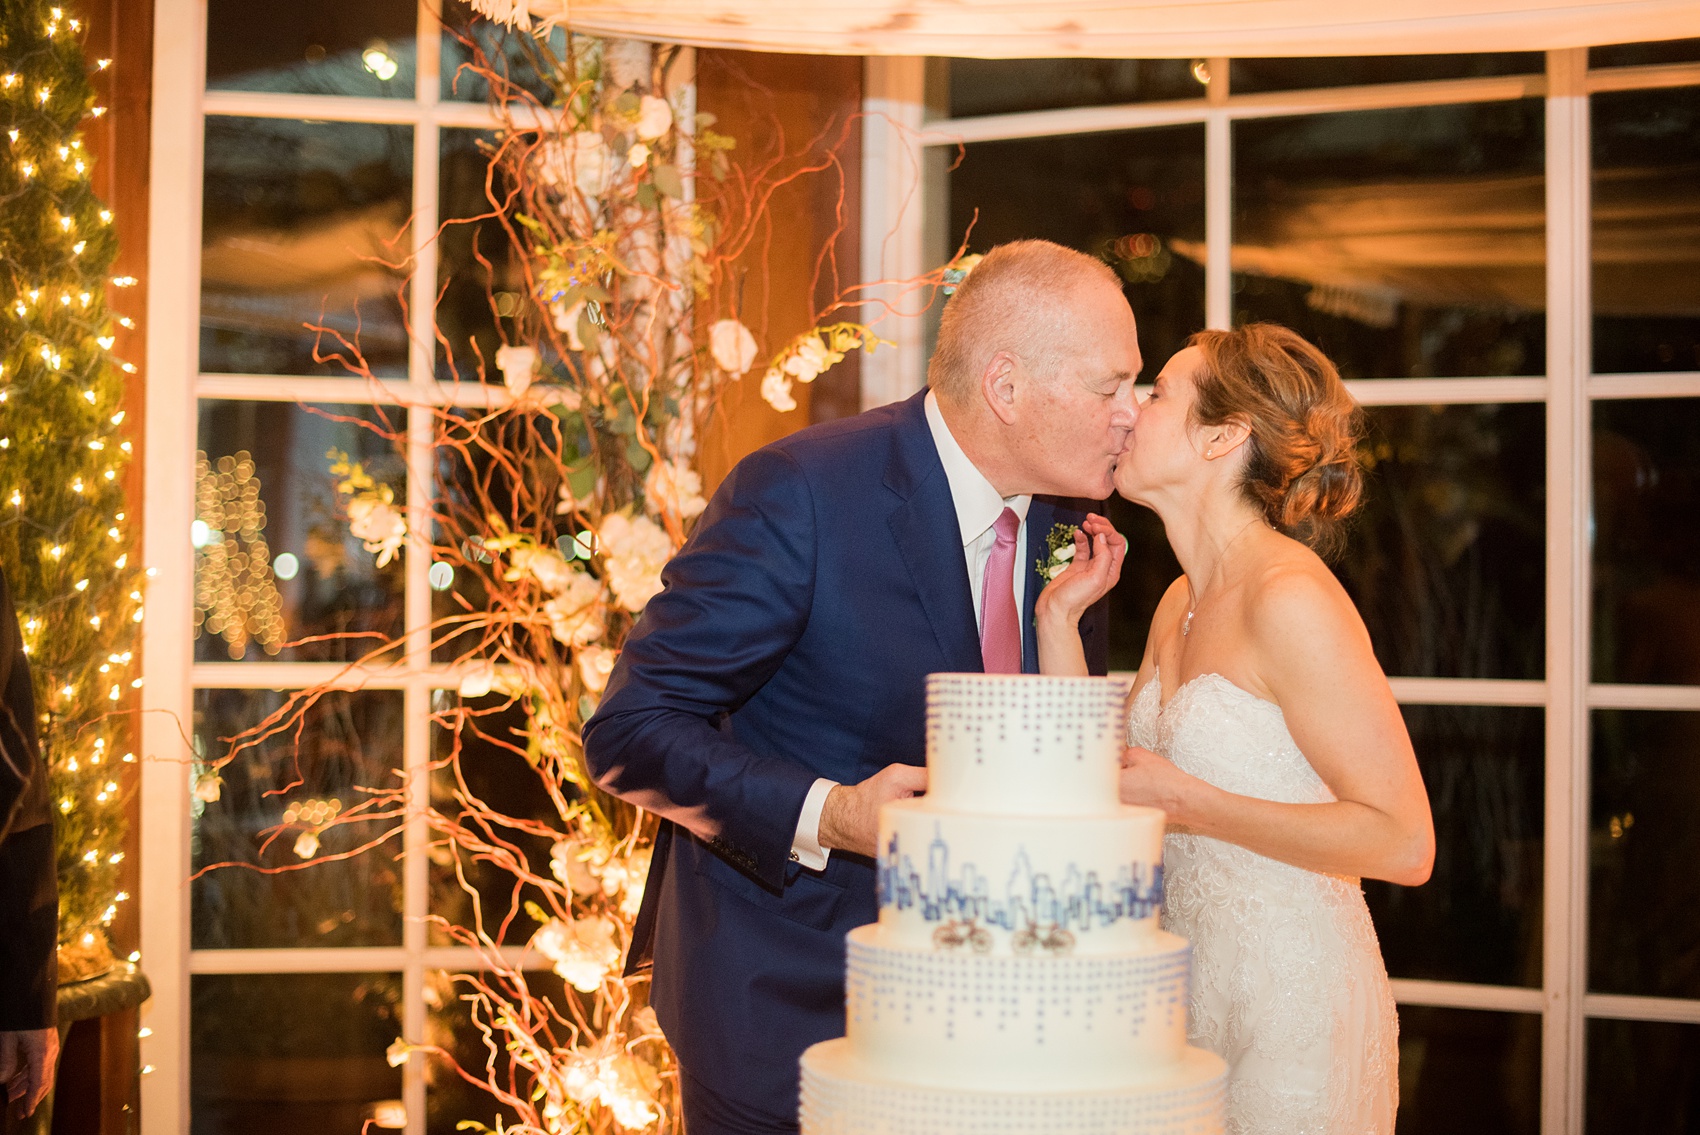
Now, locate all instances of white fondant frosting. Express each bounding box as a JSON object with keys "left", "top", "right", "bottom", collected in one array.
[
  {"left": 799, "top": 674, "right": 1225, "bottom": 1135},
  {"left": 801, "top": 1040, "right": 1227, "bottom": 1135},
  {"left": 923, "top": 673, "right": 1129, "bottom": 816},
  {"left": 845, "top": 925, "right": 1191, "bottom": 1091}
]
